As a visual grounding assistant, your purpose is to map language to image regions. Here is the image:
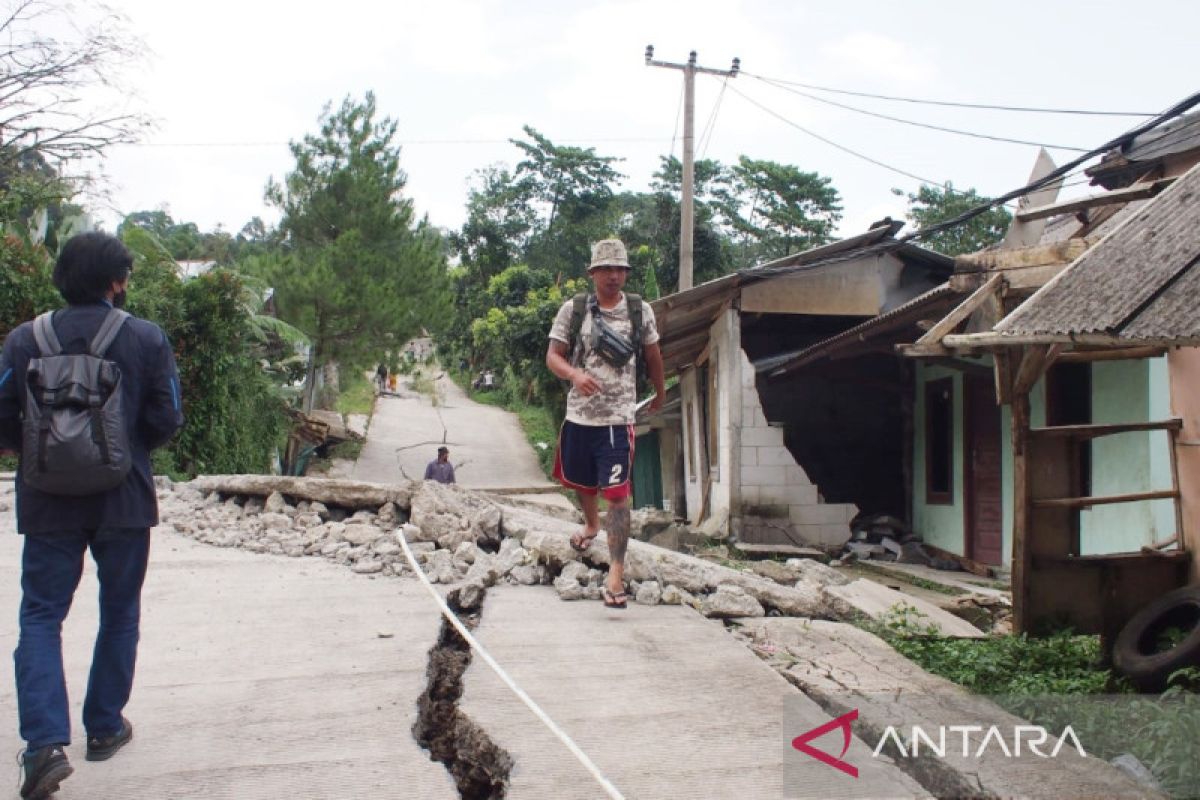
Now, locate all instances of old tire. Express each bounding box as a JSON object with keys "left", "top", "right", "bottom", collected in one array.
[{"left": 1112, "top": 584, "right": 1200, "bottom": 691}]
